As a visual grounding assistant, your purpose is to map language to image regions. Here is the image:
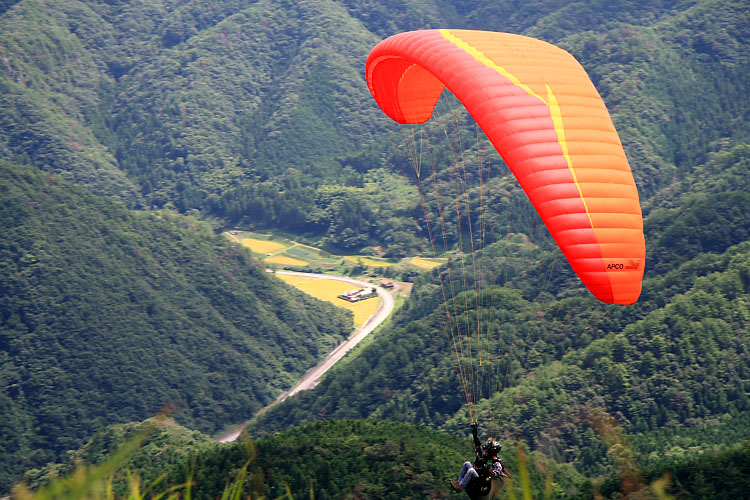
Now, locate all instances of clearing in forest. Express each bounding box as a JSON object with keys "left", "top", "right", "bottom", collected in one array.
[
  {"left": 345, "top": 256, "right": 396, "bottom": 267},
  {"left": 226, "top": 230, "right": 447, "bottom": 273},
  {"left": 275, "top": 274, "right": 380, "bottom": 328},
  {"left": 409, "top": 257, "right": 443, "bottom": 269},
  {"left": 241, "top": 238, "right": 288, "bottom": 254},
  {"left": 266, "top": 255, "right": 308, "bottom": 267}
]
